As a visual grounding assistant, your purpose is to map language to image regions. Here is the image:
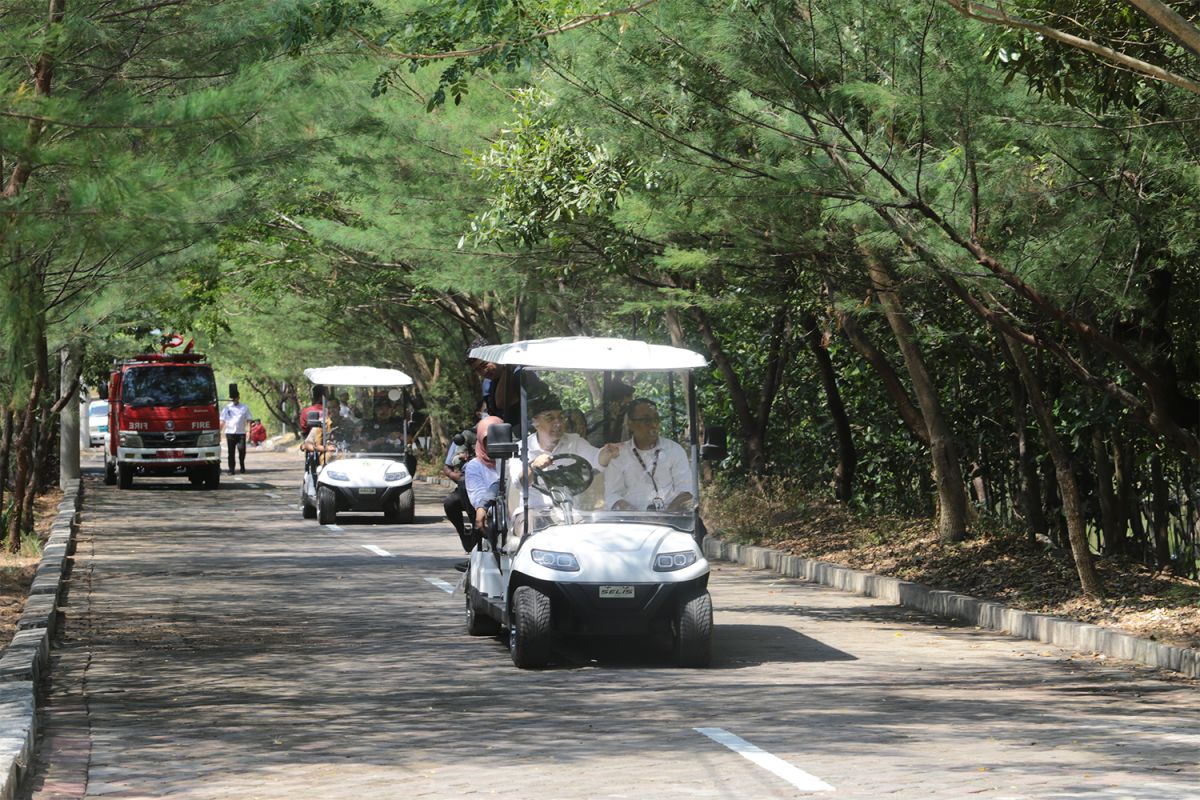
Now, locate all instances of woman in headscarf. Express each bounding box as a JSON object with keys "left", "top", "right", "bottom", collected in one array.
[{"left": 464, "top": 415, "right": 504, "bottom": 534}]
